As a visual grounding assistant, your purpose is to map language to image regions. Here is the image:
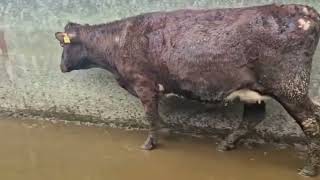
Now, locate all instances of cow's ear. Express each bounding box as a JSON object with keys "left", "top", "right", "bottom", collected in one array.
[
  {"left": 55, "top": 32, "right": 78, "bottom": 44},
  {"left": 55, "top": 32, "right": 65, "bottom": 43}
]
